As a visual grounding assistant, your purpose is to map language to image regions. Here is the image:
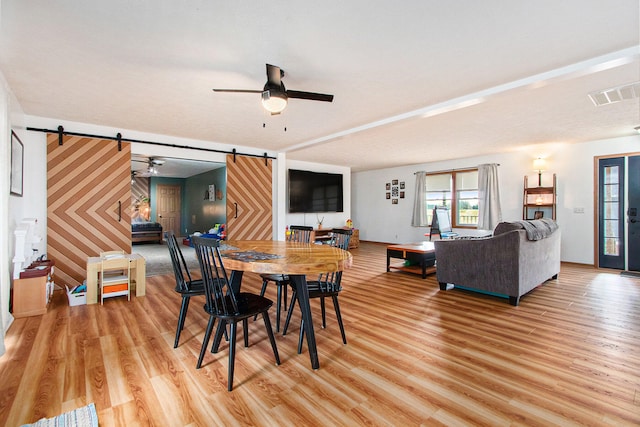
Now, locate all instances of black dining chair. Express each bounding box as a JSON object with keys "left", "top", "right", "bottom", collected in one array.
[
  {"left": 167, "top": 231, "right": 206, "bottom": 348},
  {"left": 192, "top": 235, "right": 280, "bottom": 391},
  {"left": 283, "top": 228, "right": 352, "bottom": 353},
  {"left": 258, "top": 225, "right": 313, "bottom": 332}
]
